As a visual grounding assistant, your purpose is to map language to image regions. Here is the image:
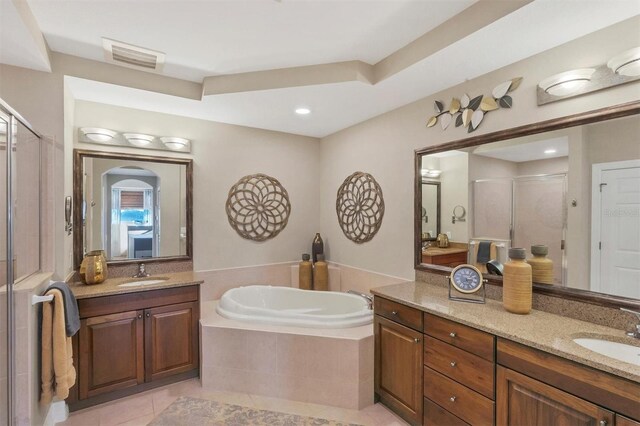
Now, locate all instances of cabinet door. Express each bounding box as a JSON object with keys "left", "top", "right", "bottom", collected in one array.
[
  {"left": 617, "top": 416, "right": 640, "bottom": 426},
  {"left": 144, "top": 301, "right": 199, "bottom": 382},
  {"left": 375, "top": 315, "right": 423, "bottom": 426},
  {"left": 497, "top": 366, "right": 614, "bottom": 426},
  {"left": 79, "top": 310, "right": 144, "bottom": 399}
]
